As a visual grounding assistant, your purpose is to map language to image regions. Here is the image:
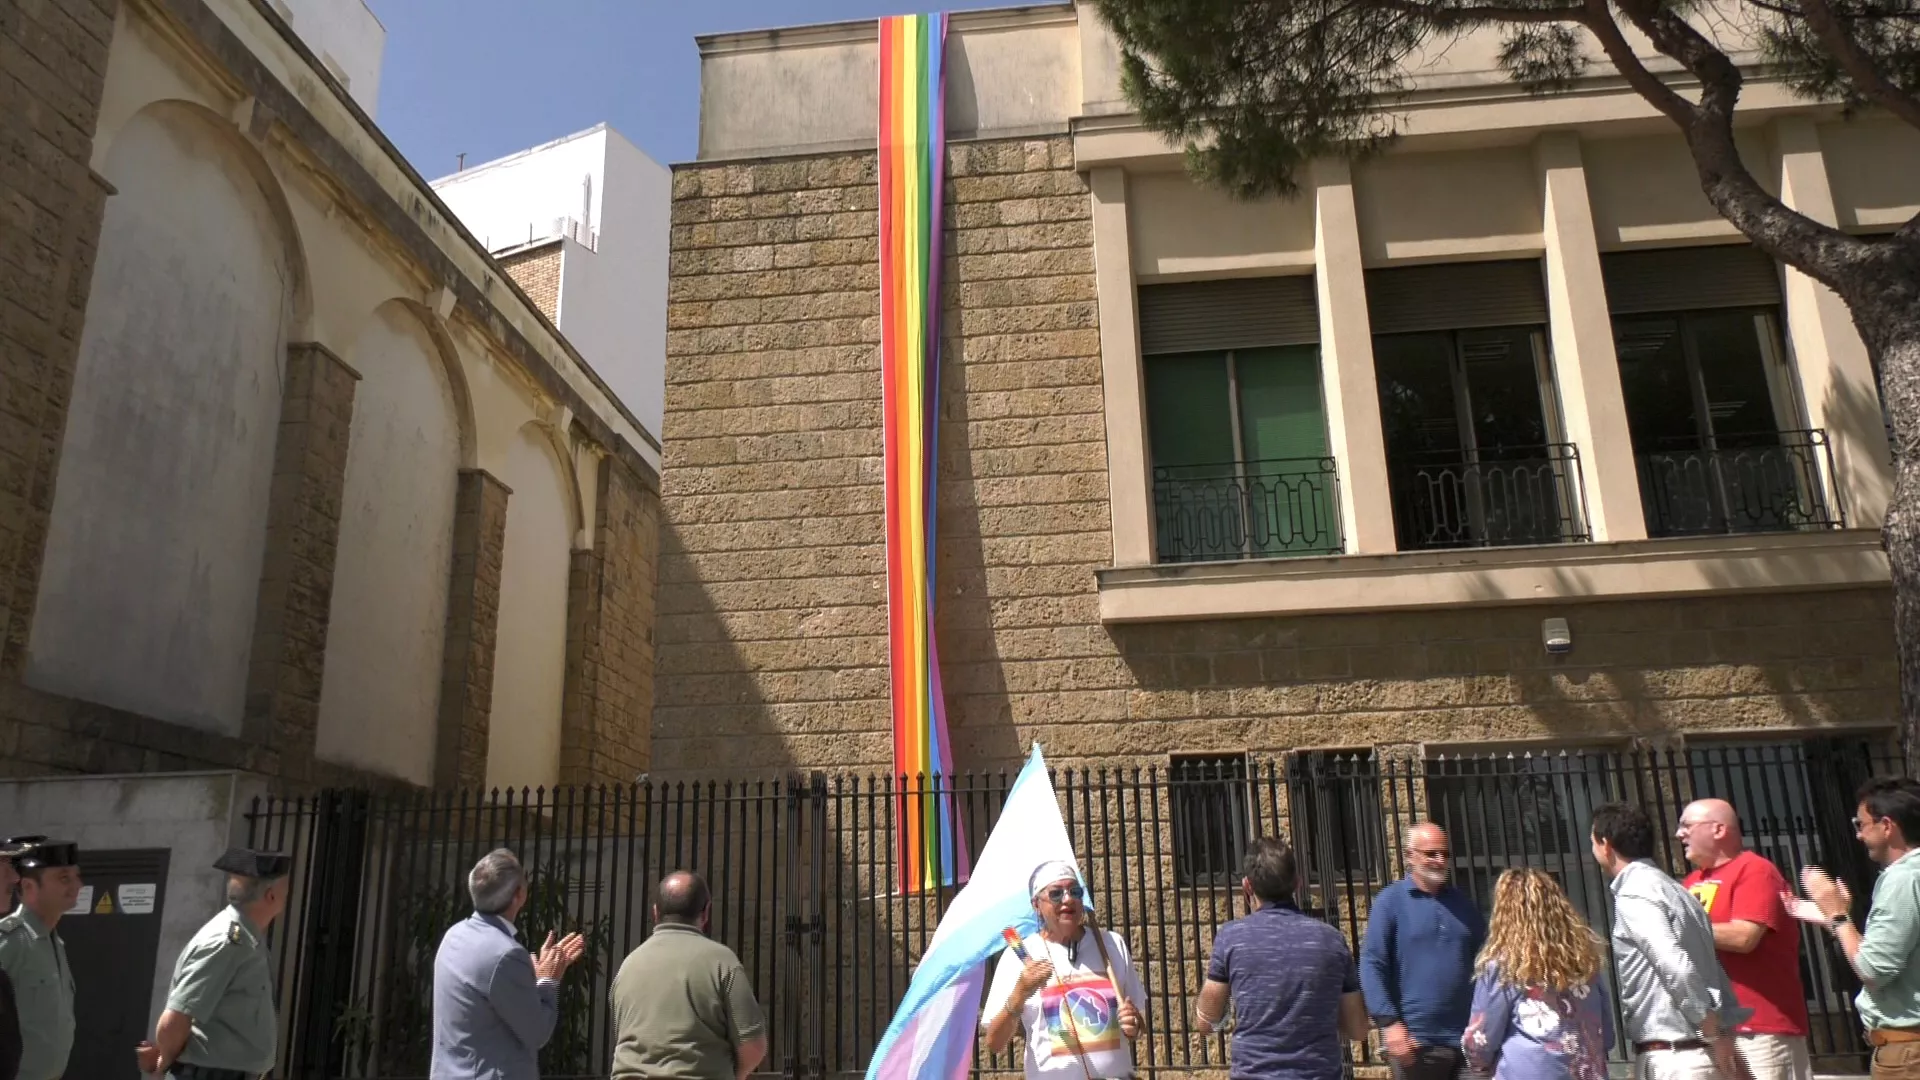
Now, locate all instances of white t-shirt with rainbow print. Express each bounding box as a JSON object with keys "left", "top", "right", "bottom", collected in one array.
[{"left": 982, "top": 928, "right": 1148, "bottom": 1080}]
